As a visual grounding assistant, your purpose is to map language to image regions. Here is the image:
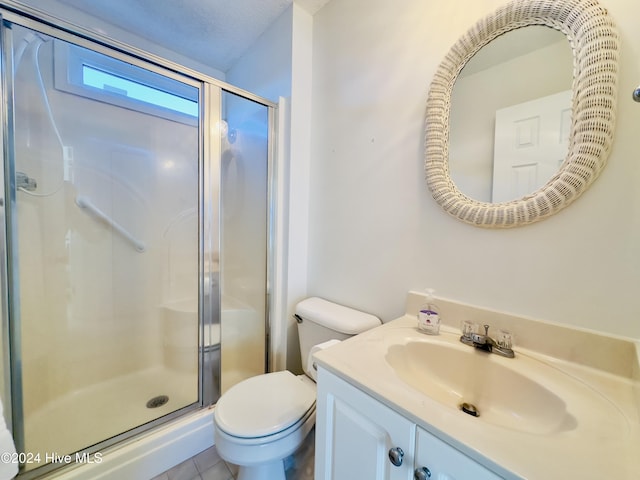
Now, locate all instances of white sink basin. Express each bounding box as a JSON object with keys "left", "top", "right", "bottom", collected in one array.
[{"left": 385, "top": 336, "right": 624, "bottom": 436}]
